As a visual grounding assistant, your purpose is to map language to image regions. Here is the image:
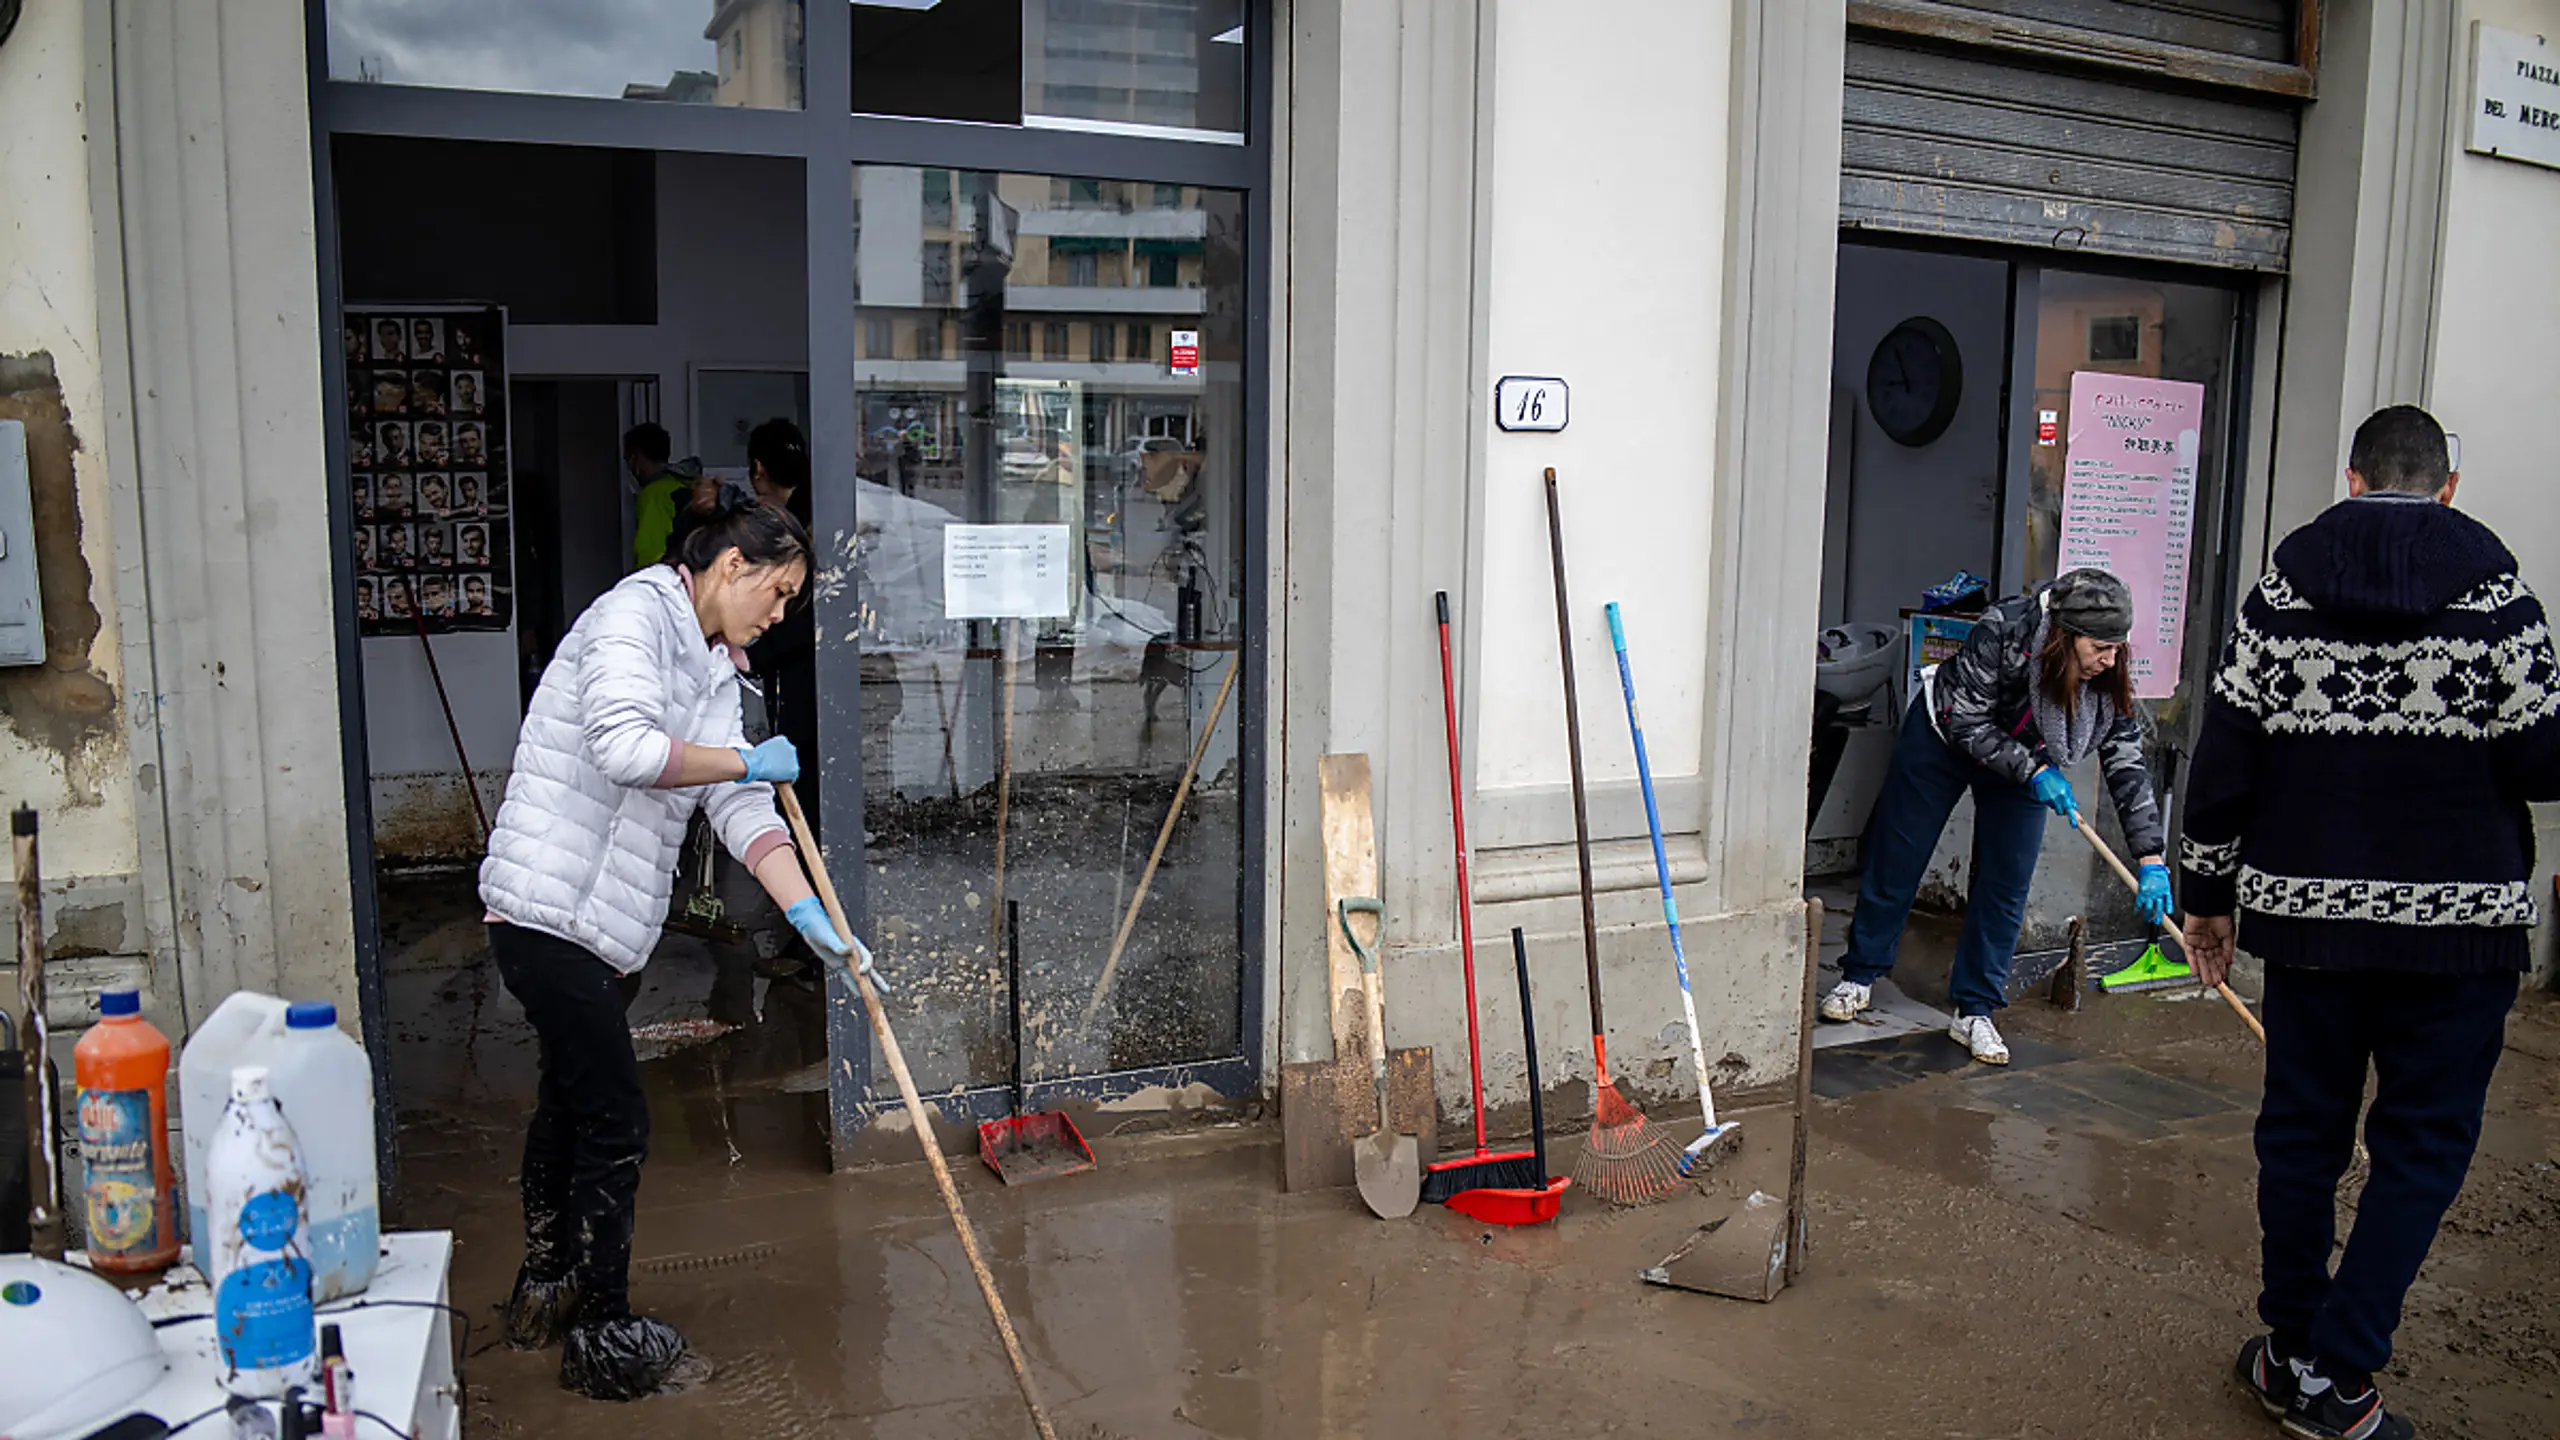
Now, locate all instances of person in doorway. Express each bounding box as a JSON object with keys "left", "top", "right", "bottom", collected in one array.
[
  {"left": 625, "top": 423, "right": 704, "bottom": 569},
  {"left": 1818, "top": 567, "right": 2169, "bottom": 1063},
  {"left": 744, "top": 418, "right": 817, "bottom": 837},
  {"left": 478, "top": 480, "right": 885, "bottom": 1400},
  {"left": 2184, "top": 406, "right": 2560, "bottom": 1440}
]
